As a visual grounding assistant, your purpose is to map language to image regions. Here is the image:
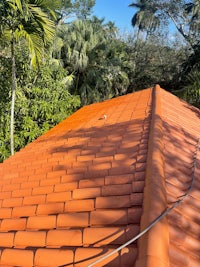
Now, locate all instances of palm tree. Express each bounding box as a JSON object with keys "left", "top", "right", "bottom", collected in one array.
[
  {"left": 56, "top": 19, "right": 131, "bottom": 105},
  {"left": 73, "top": 0, "right": 95, "bottom": 20},
  {"left": 0, "top": 0, "right": 55, "bottom": 155},
  {"left": 57, "top": 19, "right": 105, "bottom": 104},
  {"left": 129, "top": 0, "right": 160, "bottom": 40},
  {"left": 185, "top": 0, "right": 200, "bottom": 46}
]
